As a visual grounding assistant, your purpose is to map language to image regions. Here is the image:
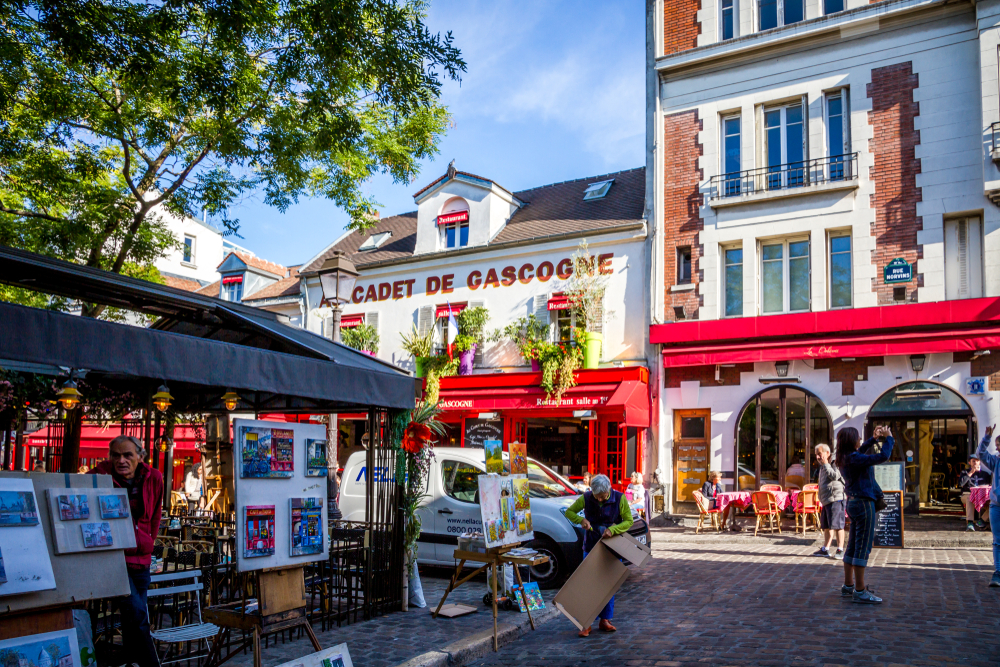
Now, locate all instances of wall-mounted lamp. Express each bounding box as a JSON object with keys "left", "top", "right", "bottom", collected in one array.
[
  {"left": 477, "top": 412, "right": 498, "bottom": 420},
  {"left": 573, "top": 410, "right": 596, "bottom": 420},
  {"left": 221, "top": 391, "right": 240, "bottom": 411},
  {"left": 152, "top": 384, "right": 173, "bottom": 412},
  {"left": 56, "top": 379, "right": 82, "bottom": 410},
  {"left": 774, "top": 360, "right": 790, "bottom": 377},
  {"left": 972, "top": 350, "right": 991, "bottom": 360},
  {"left": 909, "top": 354, "right": 926, "bottom": 373}
]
